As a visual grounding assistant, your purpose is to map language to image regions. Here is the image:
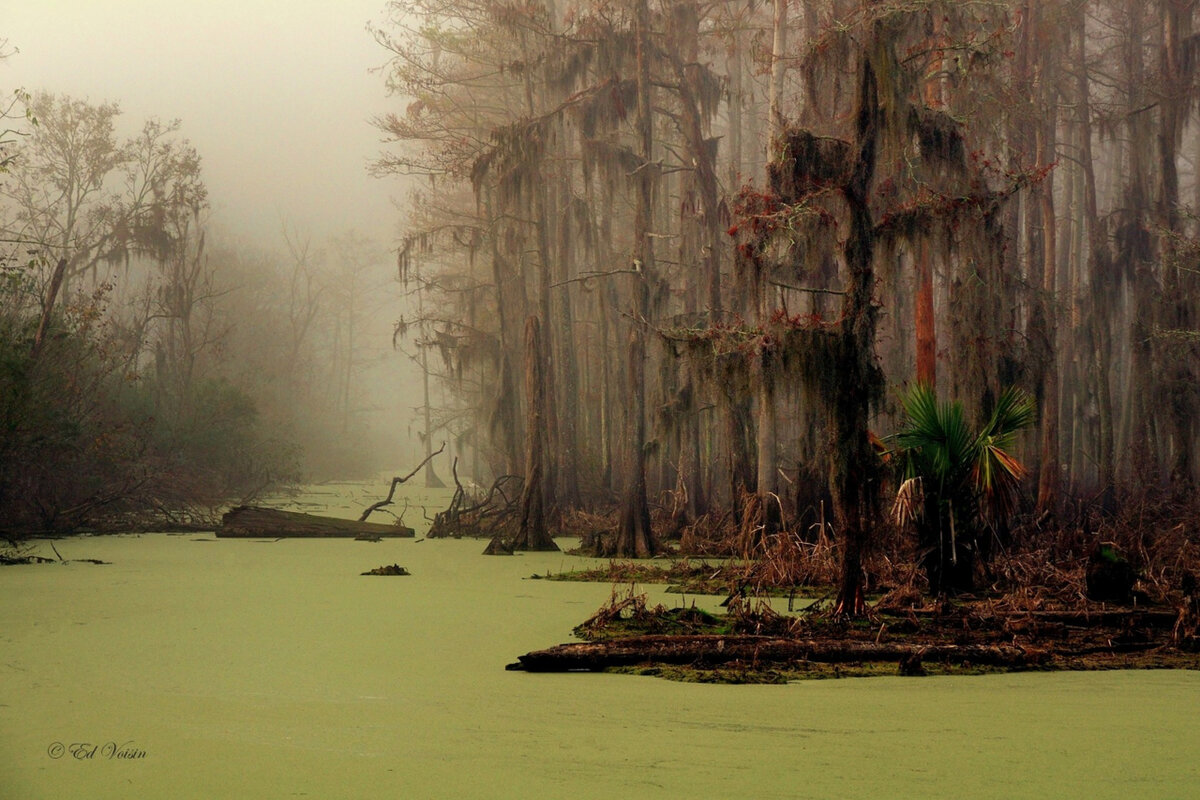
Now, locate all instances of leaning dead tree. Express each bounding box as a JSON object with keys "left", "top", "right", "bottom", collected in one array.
[{"left": 359, "top": 442, "right": 446, "bottom": 522}]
